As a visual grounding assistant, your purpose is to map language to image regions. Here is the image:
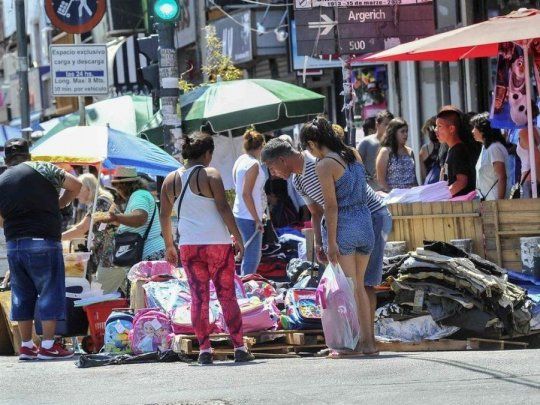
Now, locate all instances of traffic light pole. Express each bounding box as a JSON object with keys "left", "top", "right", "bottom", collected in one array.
[
  {"left": 156, "top": 22, "right": 182, "bottom": 155},
  {"left": 15, "top": 0, "right": 31, "bottom": 141}
]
